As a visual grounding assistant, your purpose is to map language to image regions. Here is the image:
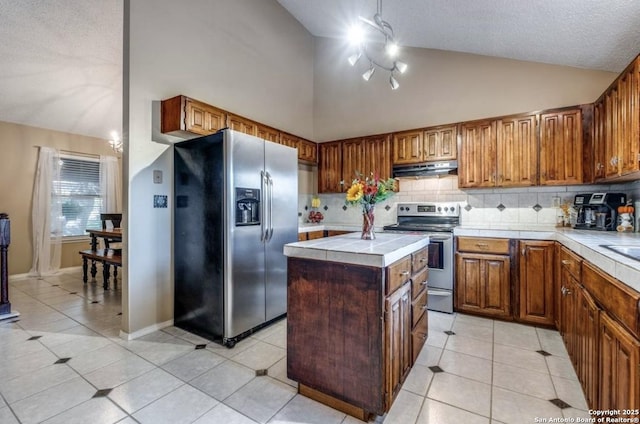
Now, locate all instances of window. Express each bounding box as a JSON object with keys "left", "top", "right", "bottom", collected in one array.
[{"left": 53, "top": 155, "right": 102, "bottom": 237}]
